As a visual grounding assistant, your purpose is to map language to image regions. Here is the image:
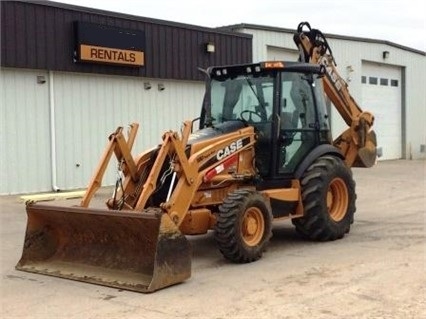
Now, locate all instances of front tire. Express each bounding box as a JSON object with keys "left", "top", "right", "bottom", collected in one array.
[
  {"left": 292, "top": 156, "right": 356, "bottom": 241},
  {"left": 215, "top": 190, "right": 272, "bottom": 263}
]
